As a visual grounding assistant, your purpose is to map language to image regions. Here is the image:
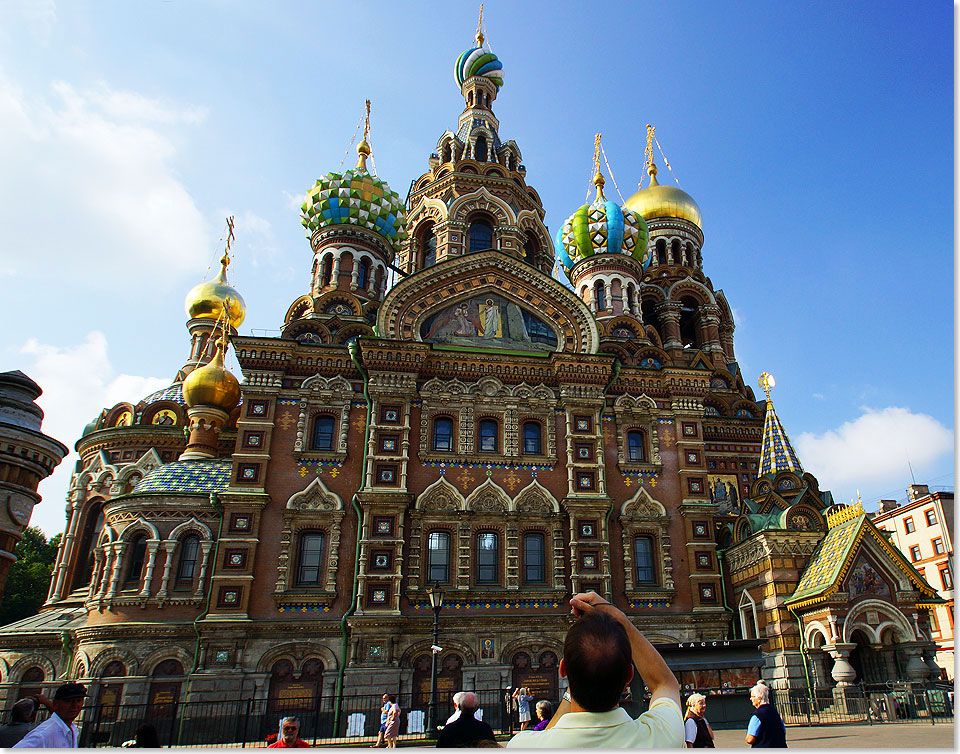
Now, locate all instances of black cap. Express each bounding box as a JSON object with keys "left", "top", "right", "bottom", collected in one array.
[{"left": 53, "top": 683, "right": 87, "bottom": 700}]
